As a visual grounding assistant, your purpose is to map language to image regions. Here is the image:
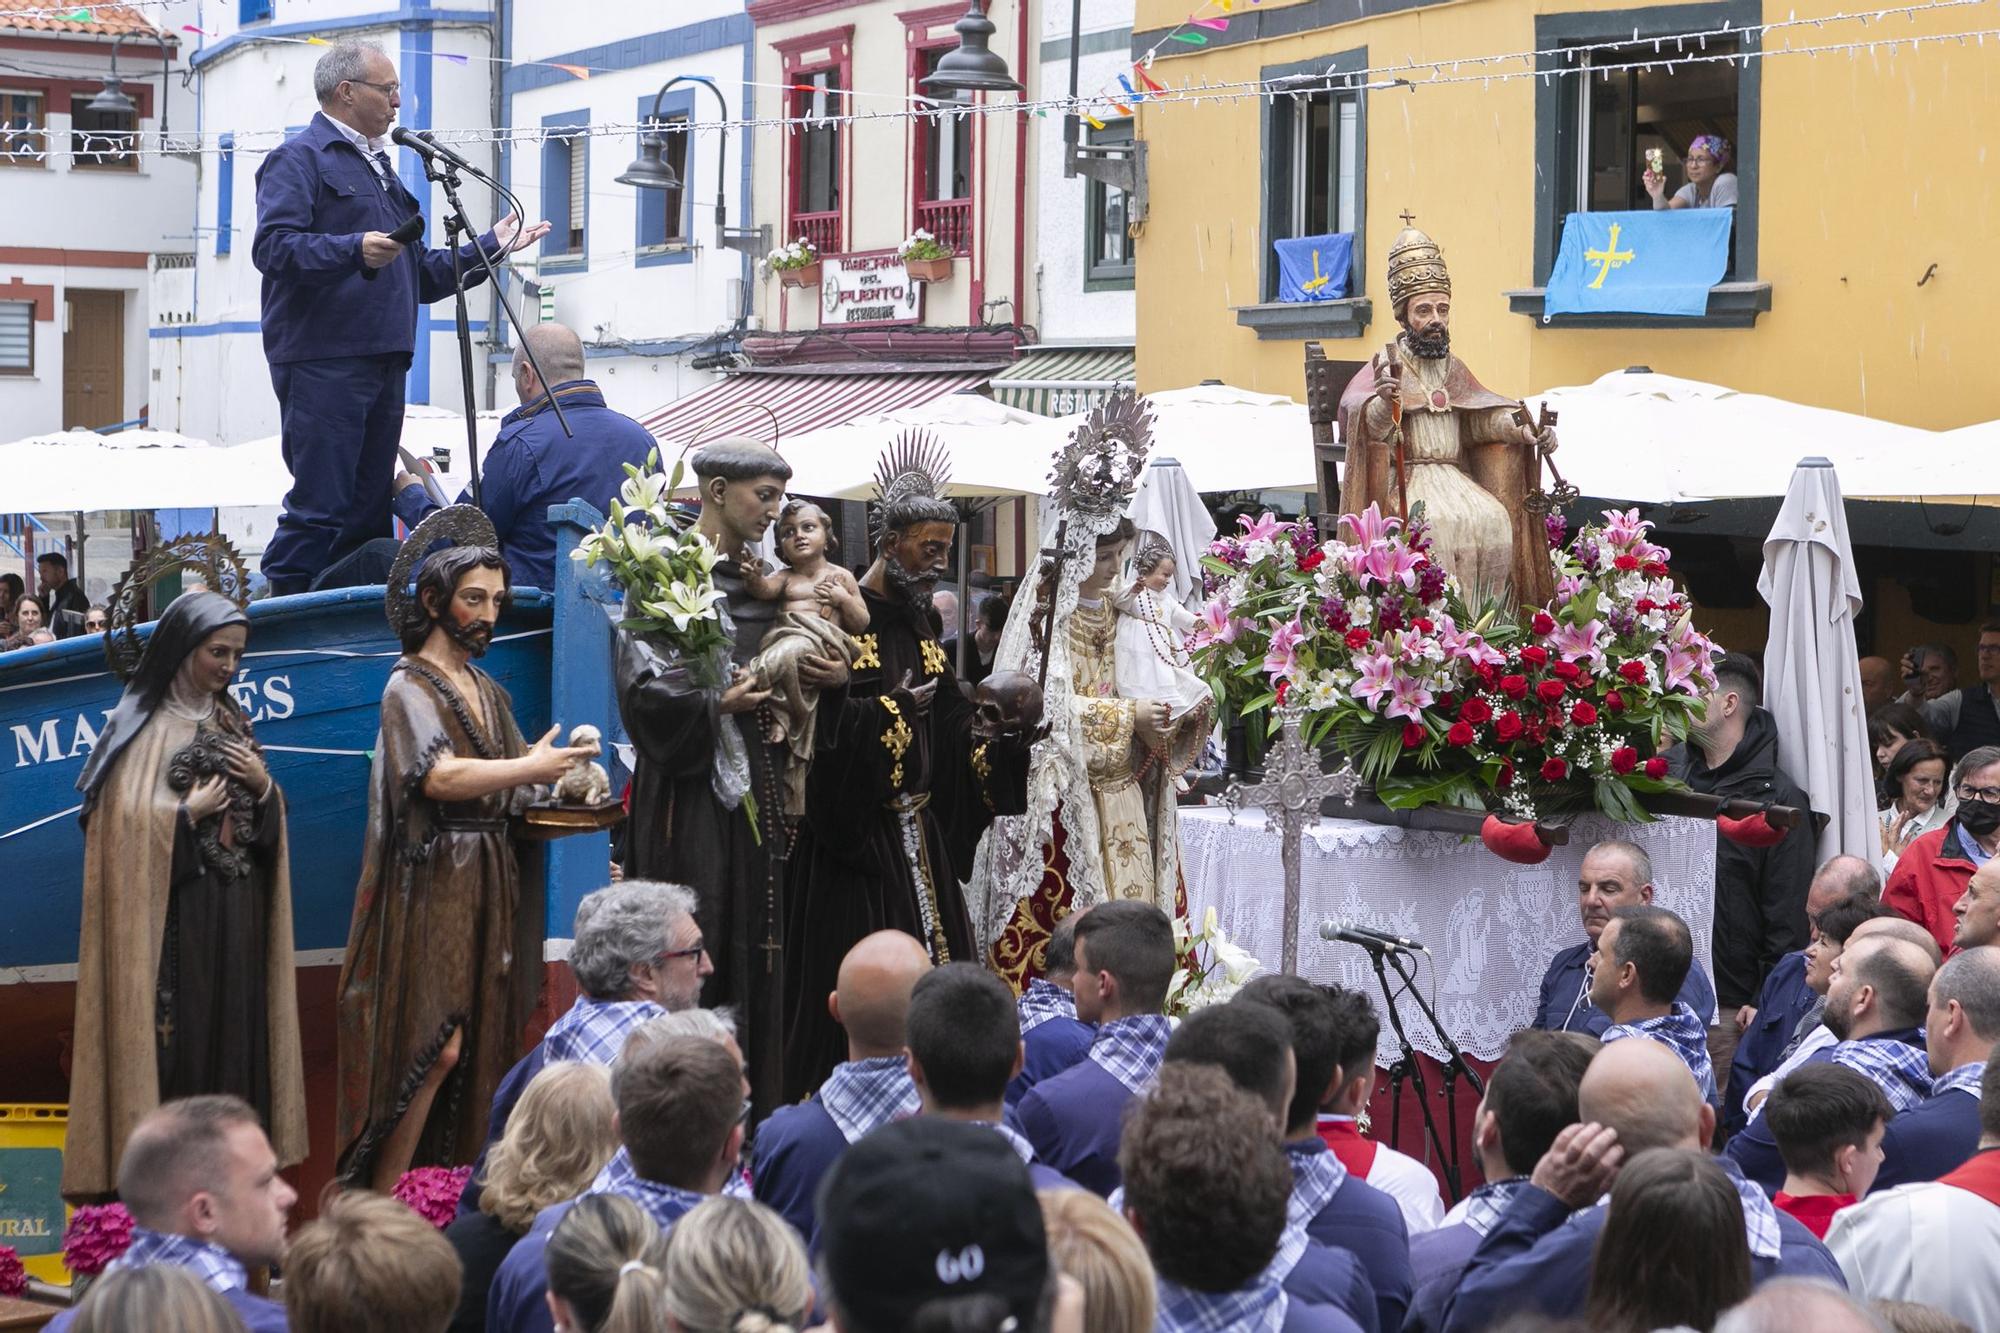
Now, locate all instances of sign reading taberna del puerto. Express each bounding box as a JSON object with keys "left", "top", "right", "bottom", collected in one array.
[{"left": 819, "top": 251, "right": 925, "bottom": 328}]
